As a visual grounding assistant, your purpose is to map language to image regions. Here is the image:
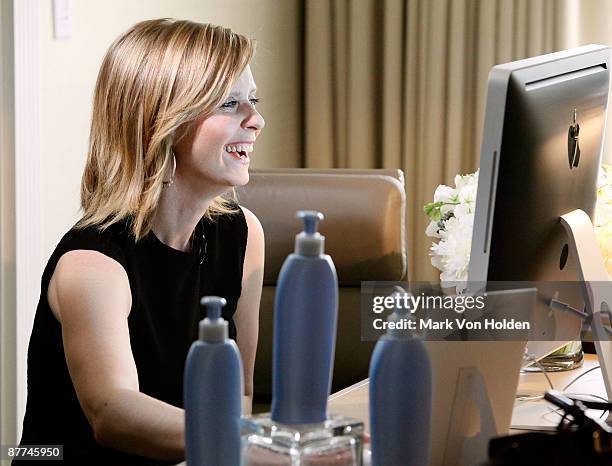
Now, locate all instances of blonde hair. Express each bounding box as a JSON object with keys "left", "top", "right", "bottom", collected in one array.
[{"left": 76, "top": 18, "right": 255, "bottom": 240}]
